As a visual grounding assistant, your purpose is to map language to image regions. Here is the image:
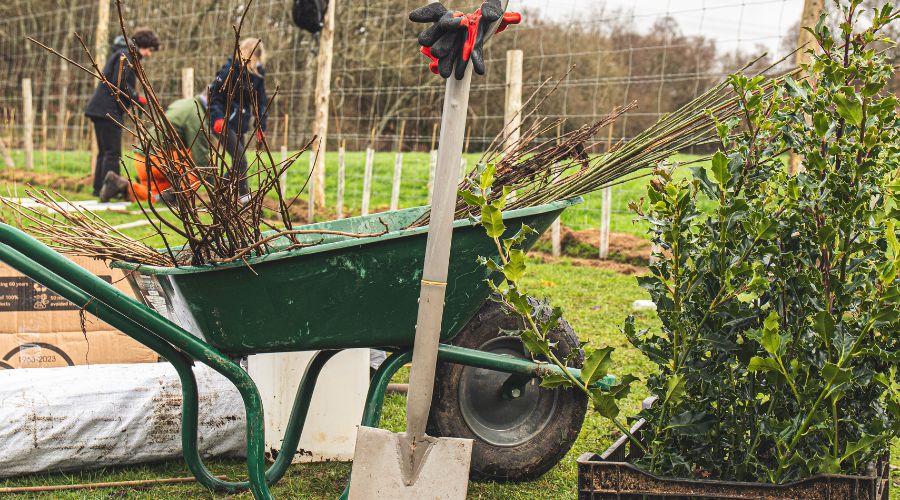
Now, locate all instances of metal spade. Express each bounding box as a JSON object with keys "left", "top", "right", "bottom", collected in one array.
[{"left": 348, "top": 2, "right": 508, "bottom": 498}]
